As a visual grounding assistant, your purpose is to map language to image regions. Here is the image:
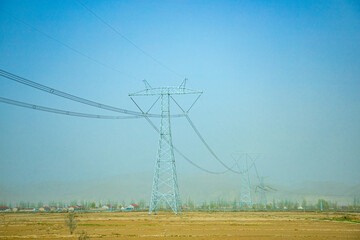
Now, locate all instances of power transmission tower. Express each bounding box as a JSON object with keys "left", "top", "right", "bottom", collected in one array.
[
  {"left": 257, "top": 177, "right": 267, "bottom": 208},
  {"left": 253, "top": 159, "right": 276, "bottom": 209},
  {"left": 240, "top": 154, "right": 252, "bottom": 208},
  {"left": 129, "top": 79, "right": 202, "bottom": 215}
]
